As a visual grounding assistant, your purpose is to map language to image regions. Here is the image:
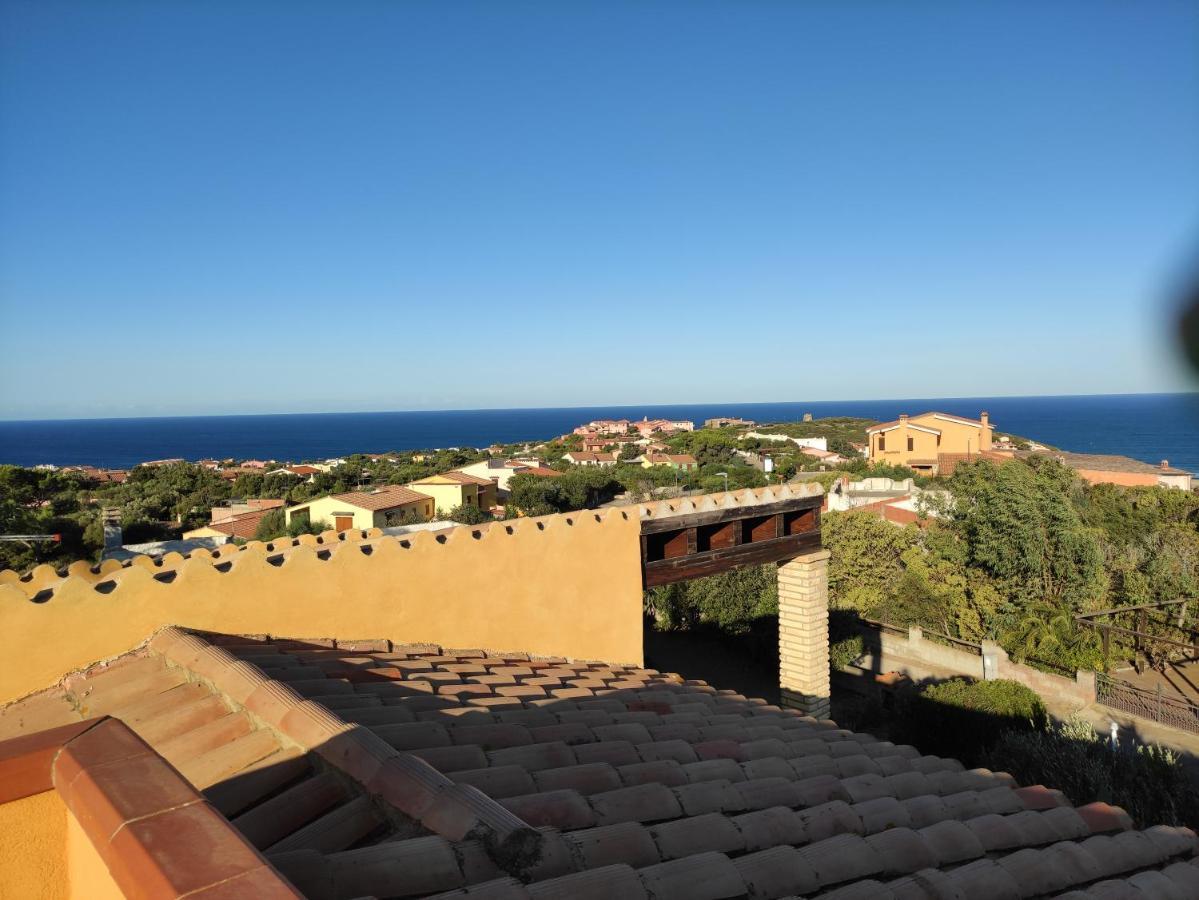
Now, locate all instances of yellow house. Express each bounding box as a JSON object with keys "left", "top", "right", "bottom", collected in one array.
[
  {"left": 406, "top": 472, "right": 494, "bottom": 516},
  {"left": 866, "top": 411, "right": 993, "bottom": 476},
  {"left": 285, "top": 485, "right": 434, "bottom": 532},
  {"left": 445, "top": 470, "right": 499, "bottom": 508},
  {"left": 638, "top": 452, "right": 699, "bottom": 471}
]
